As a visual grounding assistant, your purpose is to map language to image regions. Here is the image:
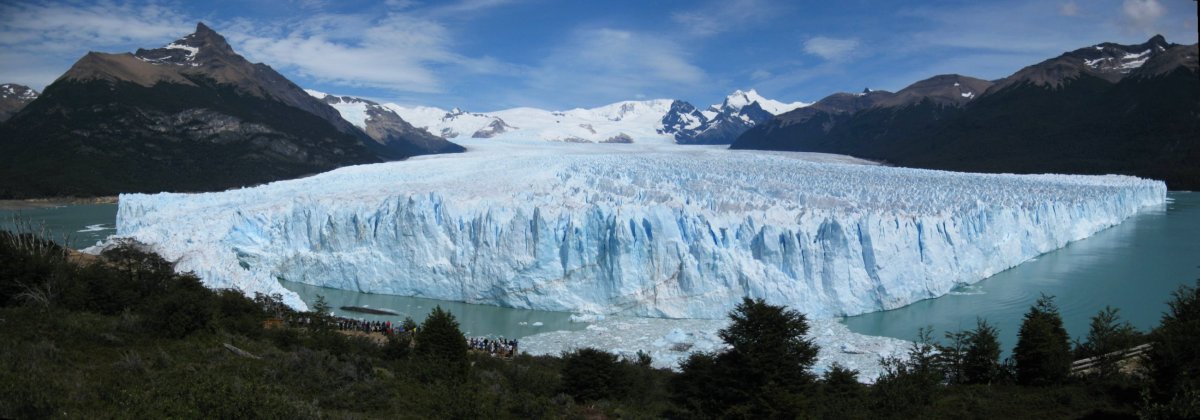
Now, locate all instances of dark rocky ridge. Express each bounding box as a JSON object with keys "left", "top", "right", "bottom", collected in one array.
[
  {"left": 0, "top": 23, "right": 459, "bottom": 198},
  {"left": 732, "top": 36, "right": 1200, "bottom": 190}
]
